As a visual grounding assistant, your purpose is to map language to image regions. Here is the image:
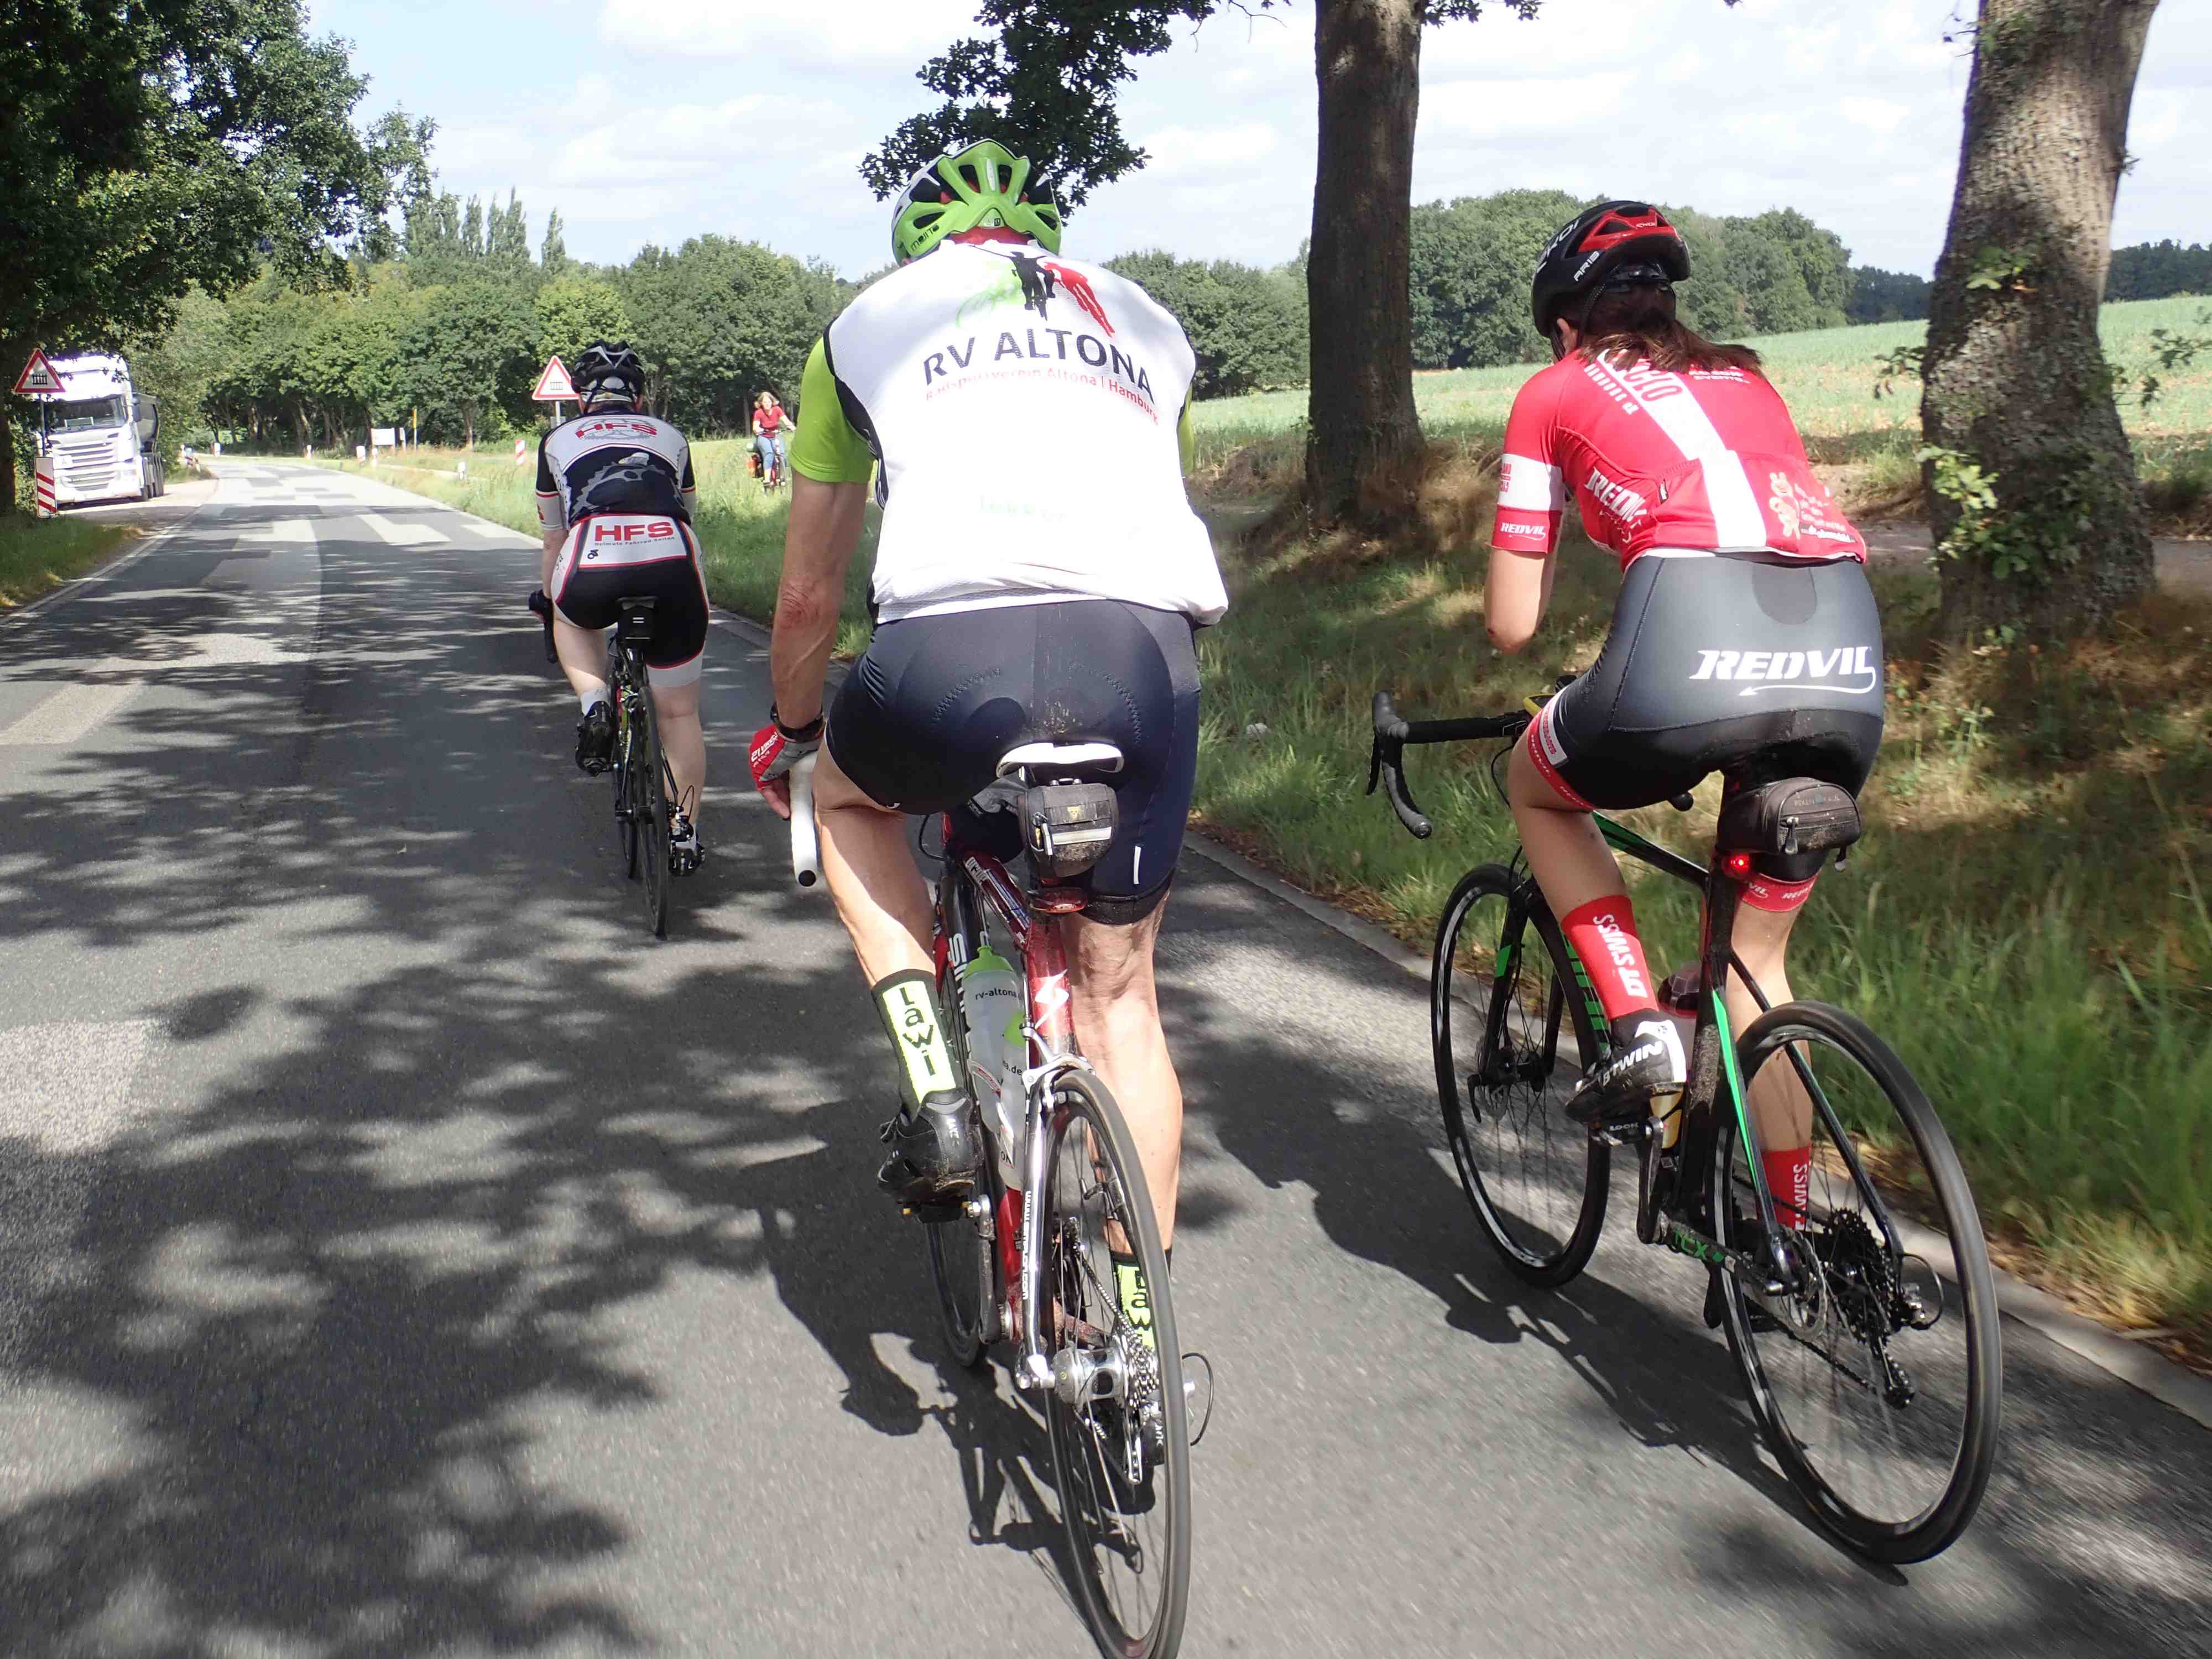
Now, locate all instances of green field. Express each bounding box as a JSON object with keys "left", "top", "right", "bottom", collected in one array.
[{"left": 1191, "top": 295, "right": 2212, "bottom": 530}]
